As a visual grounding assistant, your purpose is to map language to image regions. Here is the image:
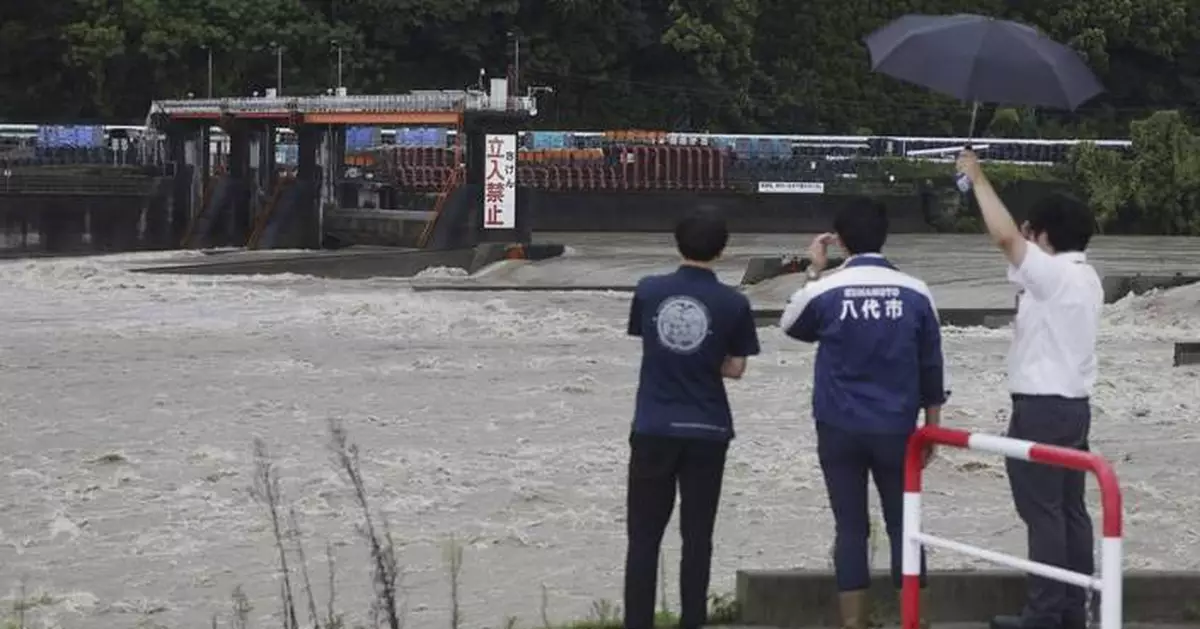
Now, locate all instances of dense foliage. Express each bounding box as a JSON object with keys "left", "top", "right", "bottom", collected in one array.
[
  {"left": 4, "top": 0, "right": 1199, "bottom": 233},
  {"left": 841, "top": 111, "right": 1200, "bottom": 235},
  {"left": 3, "top": 0, "right": 1199, "bottom": 137},
  {"left": 1070, "top": 111, "right": 1200, "bottom": 234}
]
